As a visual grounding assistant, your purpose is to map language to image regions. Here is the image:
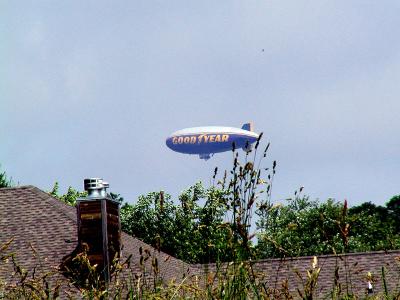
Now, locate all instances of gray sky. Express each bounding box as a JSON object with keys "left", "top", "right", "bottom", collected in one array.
[{"left": 1, "top": 1, "right": 399, "bottom": 207}]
